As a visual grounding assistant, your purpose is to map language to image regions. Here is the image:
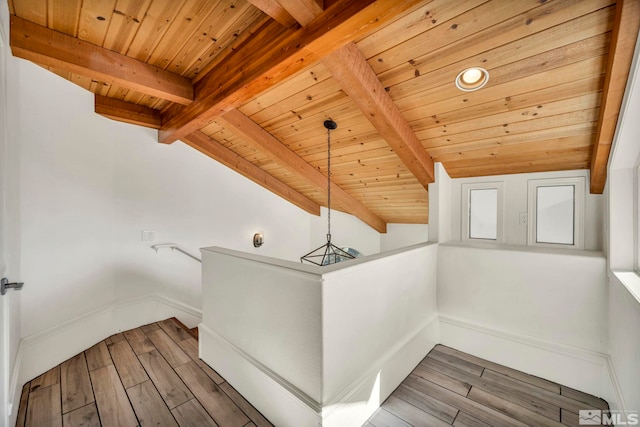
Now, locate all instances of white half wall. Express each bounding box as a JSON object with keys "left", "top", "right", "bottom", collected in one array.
[
  {"left": 437, "top": 241, "right": 610, "bottom": 400},
  {"left": 321, "top": 243, "right": 438, "bottom": 427},
  {"left": 201, "top": 248, "right": 323, "bottom": 404},
  {"left": 200, "top": 243, "right": 439, "bottom": 427},
  {"left": 200, "top": 249, "right": 323, "bottom": 427}
]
